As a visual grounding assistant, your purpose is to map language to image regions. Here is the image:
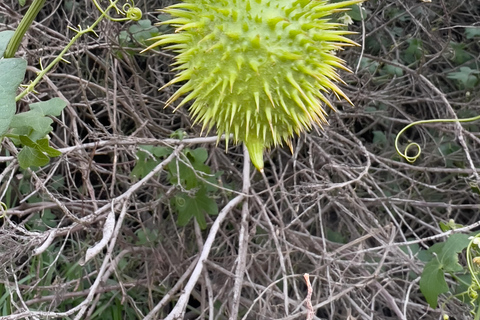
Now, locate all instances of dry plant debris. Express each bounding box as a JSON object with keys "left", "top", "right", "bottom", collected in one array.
[{"left": 0, "top": 0, "right": 479, "bottom": 319}]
